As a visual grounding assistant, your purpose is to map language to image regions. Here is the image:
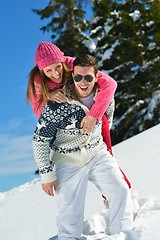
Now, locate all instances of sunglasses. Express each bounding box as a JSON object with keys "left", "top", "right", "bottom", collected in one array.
[{"left": 73, "top": 74, "right": 94, "bottom": 82}]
